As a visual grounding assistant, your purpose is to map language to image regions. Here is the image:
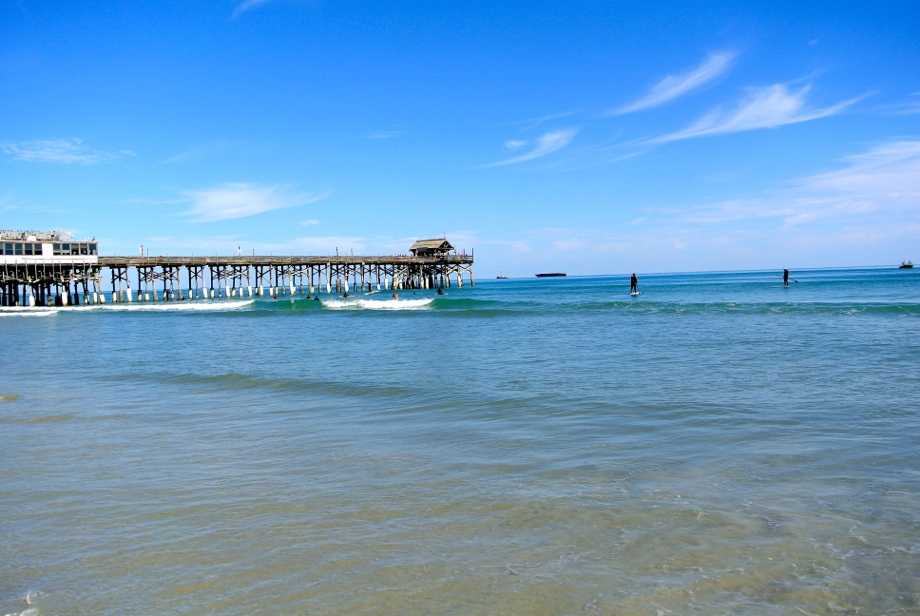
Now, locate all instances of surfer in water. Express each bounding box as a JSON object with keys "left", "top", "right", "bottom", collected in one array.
[
  {"left": 392, "top": 292, "right": 398, "bottom": 299},
  {"left": 783, "top": 268, "right": 789, "bottom": 288},
  {"left": 630, "top": 273, "right": 638, "bottom": 294}
]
